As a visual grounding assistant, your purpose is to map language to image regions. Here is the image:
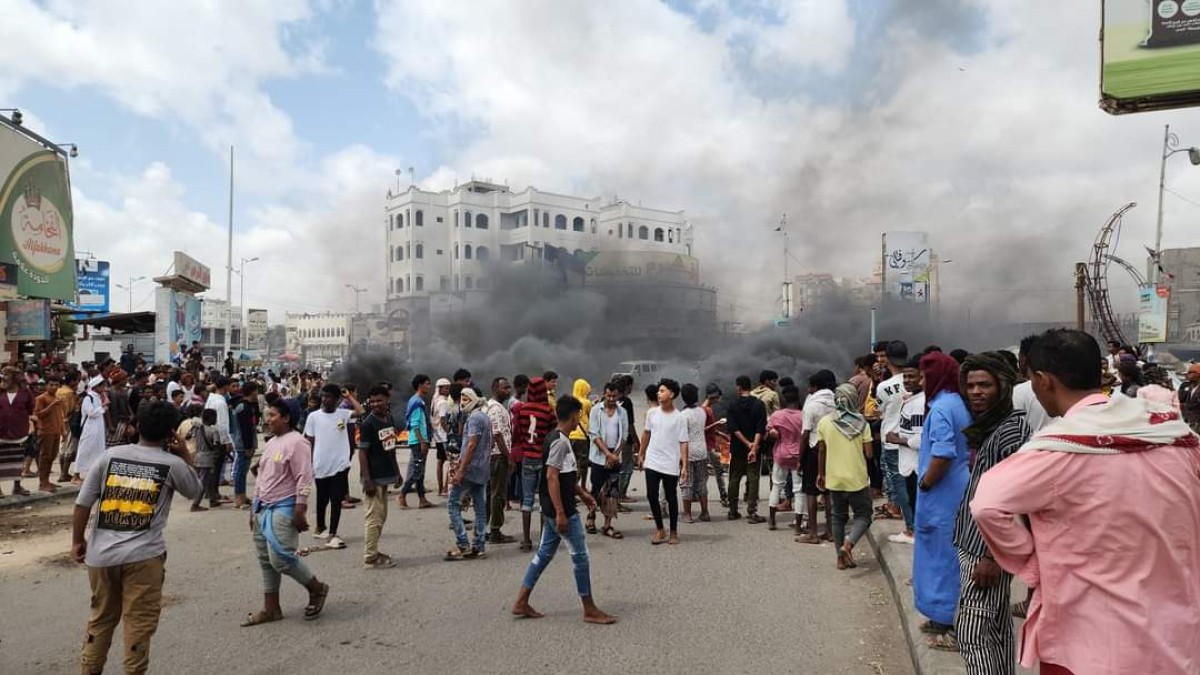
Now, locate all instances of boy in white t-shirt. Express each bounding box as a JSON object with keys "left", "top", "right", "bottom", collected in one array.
[
  {"left": 303, "top": 384, "right": 363, "bottom": 550},
  {"left": 637, "top": 379, "right": 689, "bottom": 545}
]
